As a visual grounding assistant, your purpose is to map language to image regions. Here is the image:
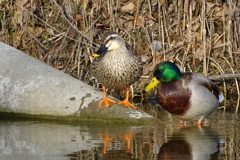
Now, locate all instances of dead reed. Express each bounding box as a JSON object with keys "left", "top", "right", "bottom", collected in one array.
[{"left": 0, "top": 0, "right": 239, "bottom": 110}]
